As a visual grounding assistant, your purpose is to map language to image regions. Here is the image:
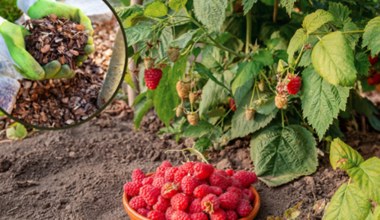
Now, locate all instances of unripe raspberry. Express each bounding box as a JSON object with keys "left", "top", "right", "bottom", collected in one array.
[{"left": 275, "top": 93, "right": 288, "bottom": 109}]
